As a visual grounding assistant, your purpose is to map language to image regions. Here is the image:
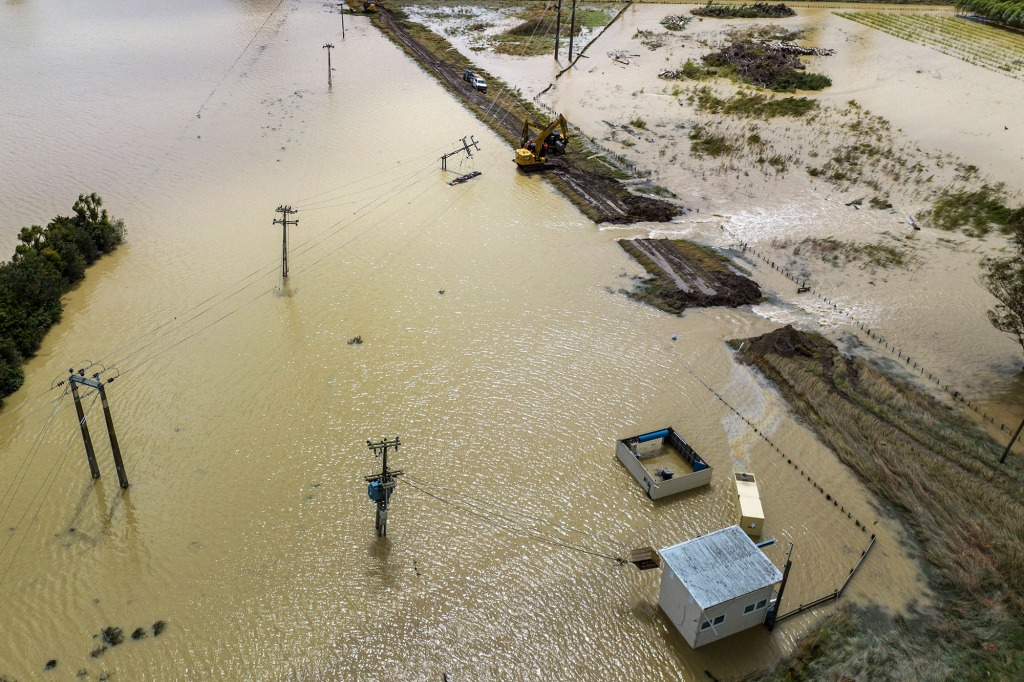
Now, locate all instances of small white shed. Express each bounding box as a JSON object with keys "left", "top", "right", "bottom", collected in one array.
[{"left": 658, "top": 525, "right": 783, "bottom": 648}]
